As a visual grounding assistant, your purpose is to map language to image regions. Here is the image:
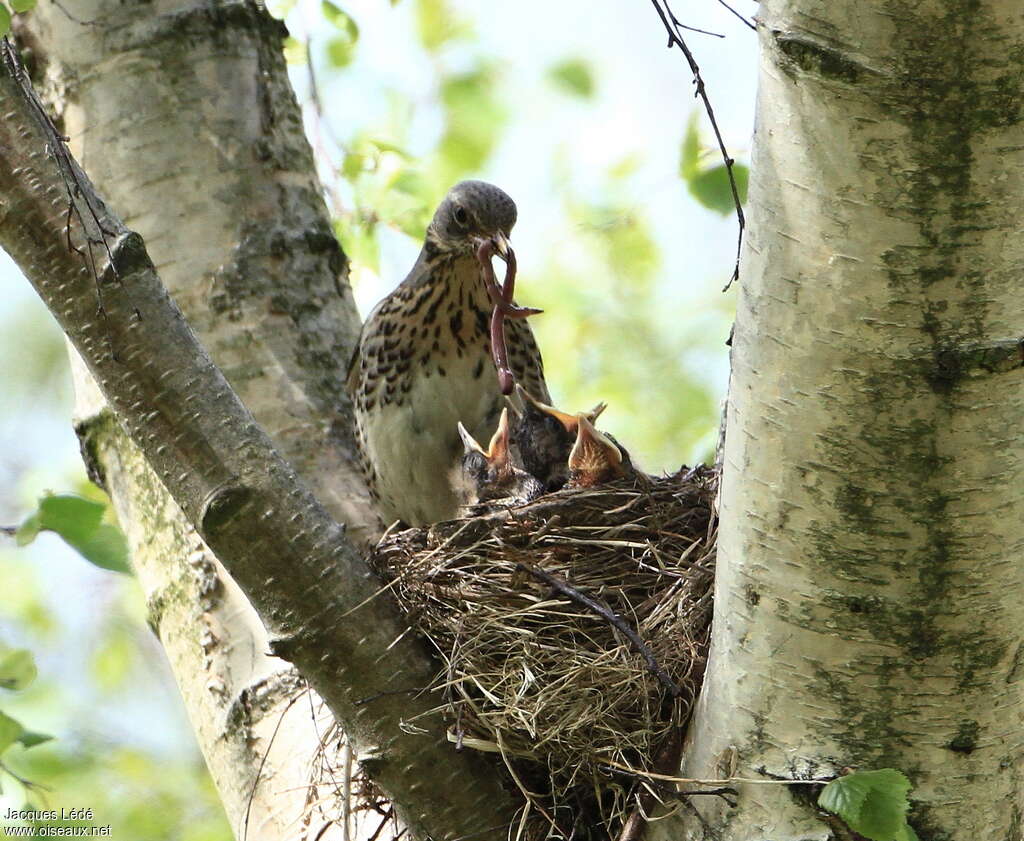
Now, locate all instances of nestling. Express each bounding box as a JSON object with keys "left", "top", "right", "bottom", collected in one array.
[
  {"left": 565, "top": 414, "right": 630, "bottom": 488},
  {"left": 453, "top": 408, "right": 543, "bottom": 506},
  {"left": 512, "top": 385, "right": 606, "bottom": 491}
]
